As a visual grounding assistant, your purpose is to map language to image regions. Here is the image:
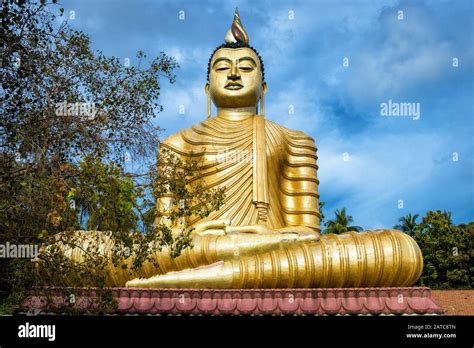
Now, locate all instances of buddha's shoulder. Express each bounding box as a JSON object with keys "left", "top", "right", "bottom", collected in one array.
[
  {"left": 160, "top": 129, "right": 190, "bottom": 153},
  {"left": 160, "top": 120, "right": 213, "bottom": 153},
  {"left": 265, "top": 118, "right": 316, "bottom": 146}
]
